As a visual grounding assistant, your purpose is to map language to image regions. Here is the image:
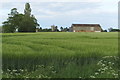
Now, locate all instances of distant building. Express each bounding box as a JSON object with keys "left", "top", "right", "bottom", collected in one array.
[
  {"left": 70, "top": 24, "right": 103, "bottom": 32},
  {"left": 51, "top": 25, "right": 56, "bottom": 32}
]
